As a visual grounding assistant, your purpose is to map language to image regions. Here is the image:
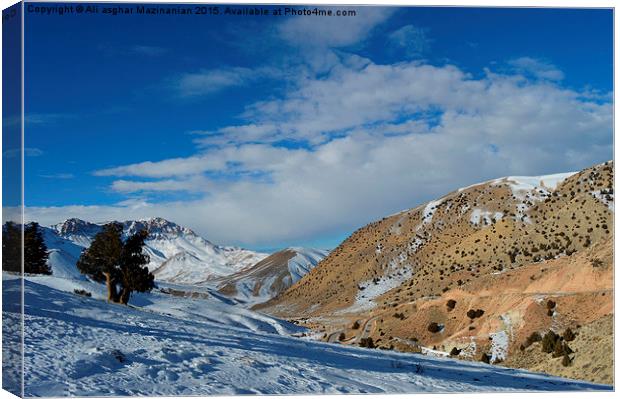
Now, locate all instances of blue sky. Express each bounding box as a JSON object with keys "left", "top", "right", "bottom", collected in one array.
[{"left": 18, "top": 5, "right": 613, "bottom": 251}]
